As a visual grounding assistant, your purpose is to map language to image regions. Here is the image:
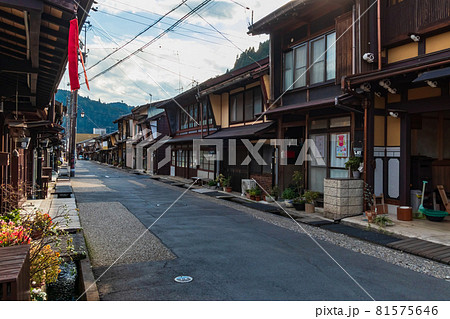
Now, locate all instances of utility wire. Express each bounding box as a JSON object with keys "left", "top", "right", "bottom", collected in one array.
[
  {"left": 184, "top": 1, "right": 262, "bottom": 68},
  {"left": 94, "top": 10, "right": 235, "bottom": 48},
  {"left": 86, "top": 0, "right": 186, "bottom": 72},
  {"left": 74, "top": 0, "right": 201, "bottom": 125},
  {"left": 104, "top": 0, "right": 248, "bottom": 40},
  {"left": 90, "top": 24, "right": 221, "bottom": 82},
  {"left": 88, "top": 27, "right": 152, "bottom": 96},
  {"left": 88, "top": 0, "right": 214, "bottom": 82}
]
